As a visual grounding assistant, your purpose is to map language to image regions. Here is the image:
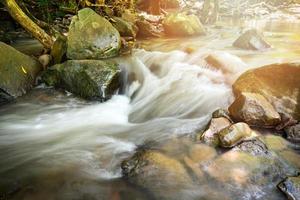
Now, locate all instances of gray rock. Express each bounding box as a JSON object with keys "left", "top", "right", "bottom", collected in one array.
[
  {"left": 278, "top": 176, "right": 300, "bottom": 200},
  {"left": 42, "top": 60, "right": 121, "bottom": 101},
  {"left": 67, "top": 8, "right": 121, "bottom": 60},
  {"left": 285, "top": 124, "right": 300, "bottom": 143},
  {"left": 233, "top": 29, "right": 271, "bottom": 50}
]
